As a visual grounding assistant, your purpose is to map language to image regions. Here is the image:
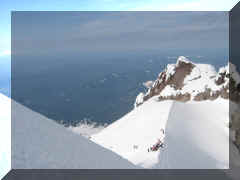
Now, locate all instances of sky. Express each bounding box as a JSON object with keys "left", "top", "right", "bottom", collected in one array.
[
  {"left": 0, "top": 0, "right": 239, "bottom": 57},
  {"left": 12, "top": 11, "right": 229, "bottom": 57}
]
